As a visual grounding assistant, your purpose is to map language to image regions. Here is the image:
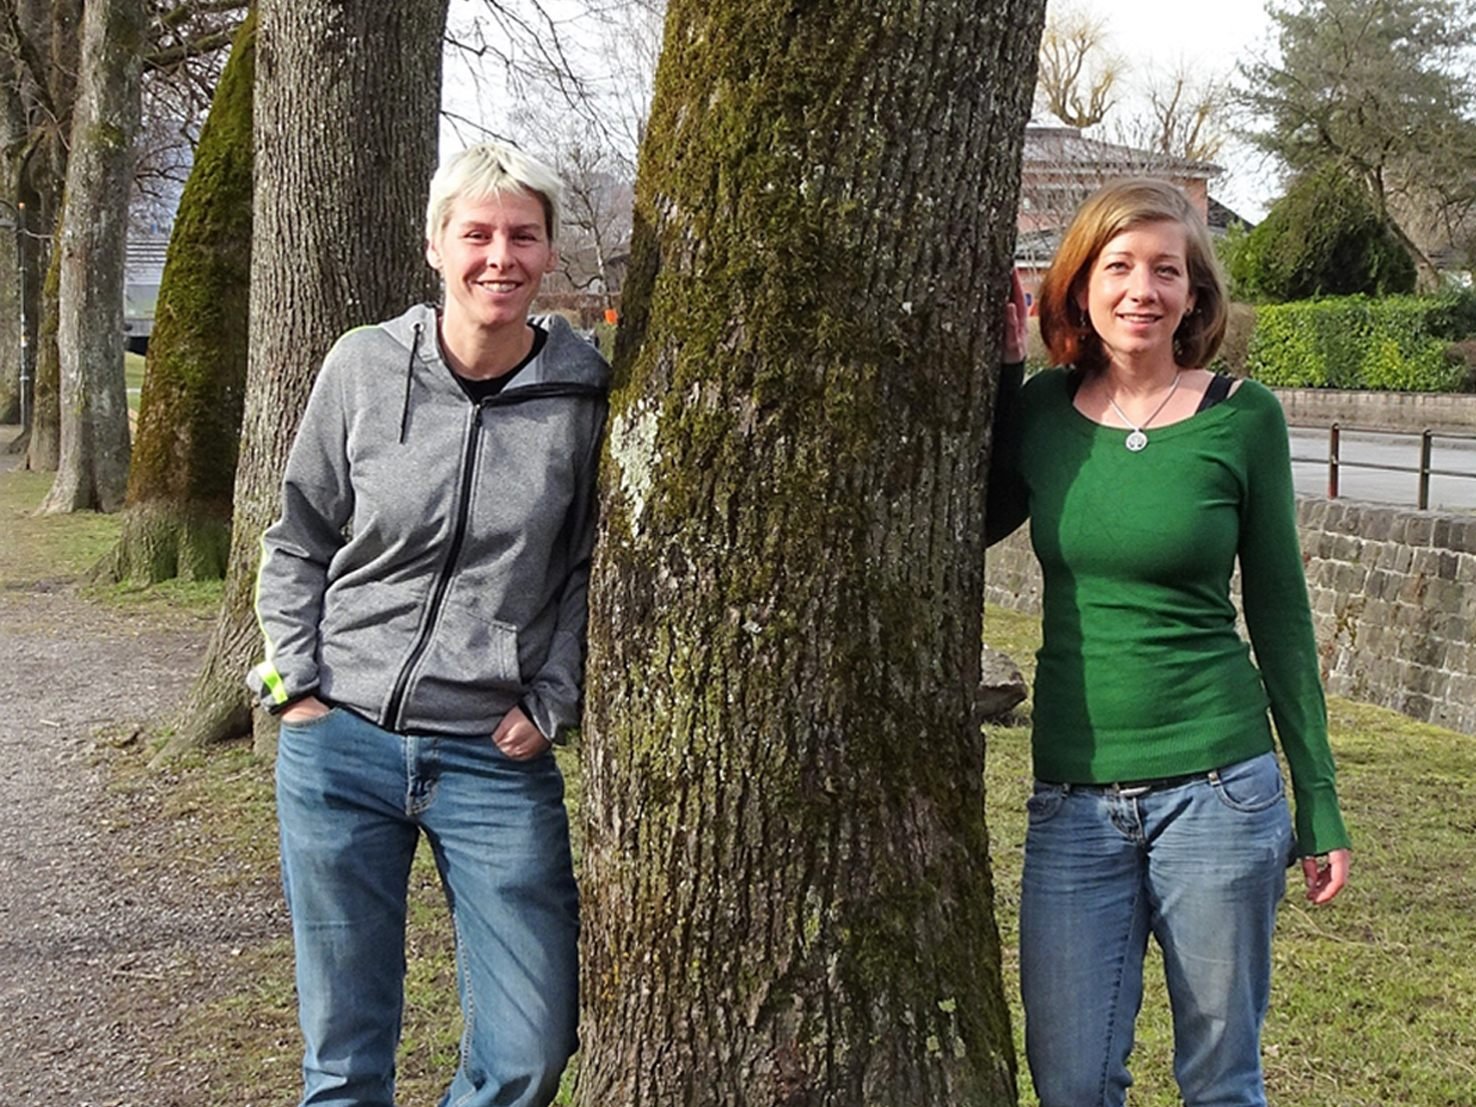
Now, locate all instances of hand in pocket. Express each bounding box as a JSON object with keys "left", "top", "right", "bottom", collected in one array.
[{"left": 492, "top": 706, "right": 551, "bottom": 760}]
